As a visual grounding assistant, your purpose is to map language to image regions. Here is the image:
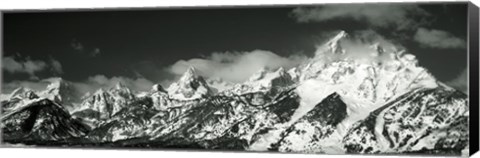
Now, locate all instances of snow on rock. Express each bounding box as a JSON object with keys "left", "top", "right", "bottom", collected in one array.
[
  {"left": 314, "top": 30, "right": 348, "bottom": 56},
  {"left": 109, "top": 82, "right": 136, "bottom": 114},
  {"left": 151, "top": 84, "right": 167, "bottom": 93},
  {"left": 1, "top": 87, "right": 40, "bottom": 113},
  {"left": 36, "top": 78, "right": 83, "bottom": 112},
  {"left": 9, "top": 87, "right": 35, "bottom": 99},
  {"left": 207, "top": 77, "right": 235, "bottom": 93},
  {"left": 247, "top": 89, "right": 302, "bottom": 151},
  {"left": 86, "top": 103, "right": 159, "bottom": 142},
  {"left": 224, "top": 67, "right": 294, "bottom": 96},
  {"left": 73, "top": 82, "right": 136, "bottom": 123},
  {"left": 0, "top": 94, "right": 10, "bottom": 101},
  {"left": 147, "top": 84, "right": 169, "bottom": 110},
  {"left": 294, "top": 31, "right": 438, "bottom": 125},
  {"left": 287, "top": 67, "right": 301, "bottom": 82},
  {"left": 343, "top": 87, "right": 468, "bottom": 154},
  {"left": 167, "top": 66, "right": 213, "bottom": 100},
  {"left": 272, "top": 93, "right": 348, "bottom": 153},
  {"left": 1, "top": 99, "right": 89, "bottom": 141}
]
